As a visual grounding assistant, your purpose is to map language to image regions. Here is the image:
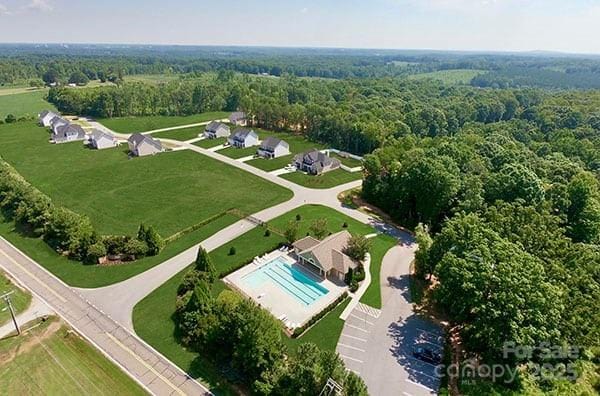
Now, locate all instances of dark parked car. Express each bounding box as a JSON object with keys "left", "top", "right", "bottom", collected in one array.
[{"left": 413, "top": 346, "right": 442, "bottom": 365}]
